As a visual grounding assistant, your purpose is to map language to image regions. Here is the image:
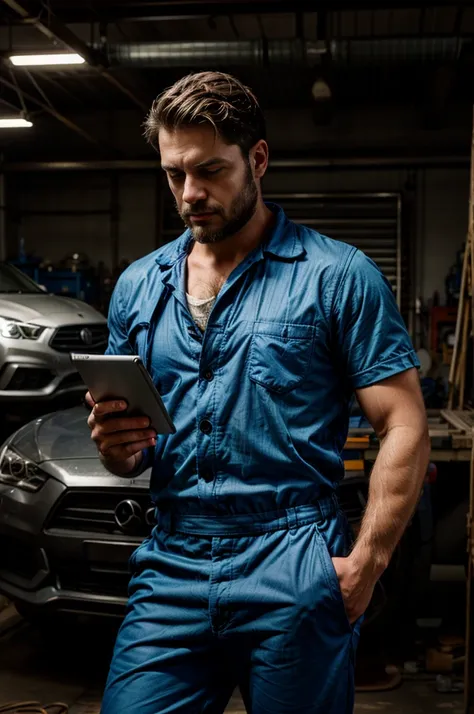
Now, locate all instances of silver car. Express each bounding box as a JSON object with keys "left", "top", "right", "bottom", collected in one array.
[
  {"left": 0, "top": 263, "right": 108, "bottom": 405},
  {"left": 0, "top": 406, "right": 369, "bottom": 620},
  {"left": 0, "top": 406, "right": 154, "bottom": 619}
]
